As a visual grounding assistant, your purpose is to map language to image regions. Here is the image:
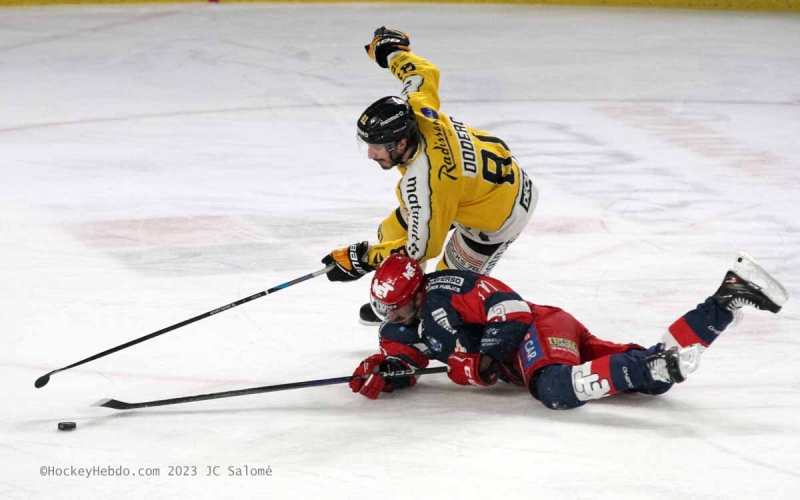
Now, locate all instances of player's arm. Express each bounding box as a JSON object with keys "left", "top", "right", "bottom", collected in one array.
[
  {"left": 364, "top": 27, "right": 441, "bottom": 111},
  {"left": 447, "top": 277, "right": 533, "bottom": 386},
  {"left": 369, "top": 161, "right": 459, "bottom": 267},
  {"left": 366, "top": 206, "right": 409, "bottom": 268},
  {"left": 349, "top": 322, "right": 429, "bottom": 400},
  {"left": 474, "top": 281, "right": 533, "bottom": 361}
]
